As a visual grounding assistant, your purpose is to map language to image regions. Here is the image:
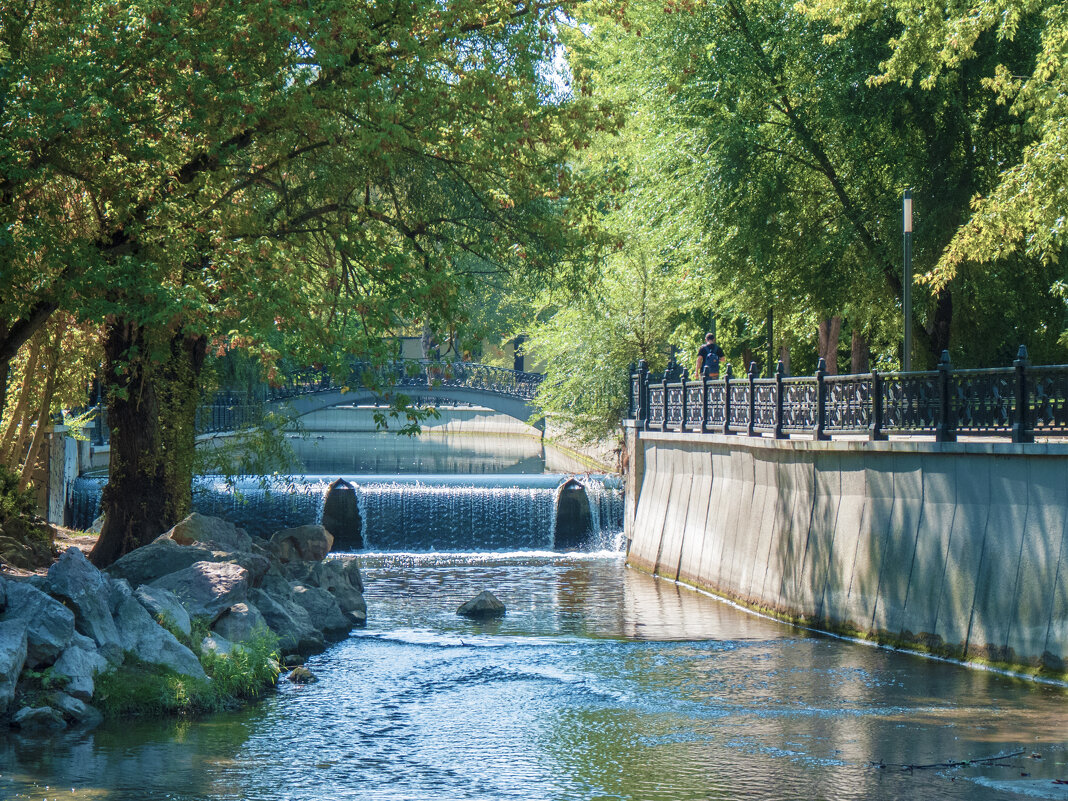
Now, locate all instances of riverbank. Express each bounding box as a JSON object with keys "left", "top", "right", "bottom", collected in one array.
[{"left": 0, "top": 513, "right": 366, "bottom": 732}]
